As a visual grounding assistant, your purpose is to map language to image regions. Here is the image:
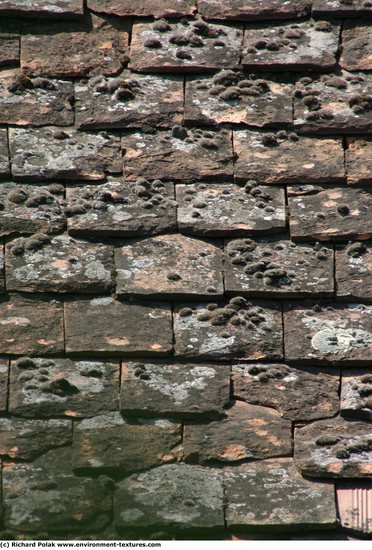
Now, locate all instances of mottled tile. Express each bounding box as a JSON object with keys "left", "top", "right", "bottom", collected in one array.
[
  {"left": 313, "top": 0, "right": 372, "bottom": 18},
  {"left": 88, "top": 0, "right": 196, "bottom": 17},
  {"left": 341, "top": 370, "right": 372, "bottom": 421},
  {"left": 0, "top": 36, "right": 19, "bottom": 67},
  {"left": 336, "top": 242, "right": 372, "bottom": 301},
  {"left": 0, "top": 129, "right": 10, "bottom": 178},
  {"left": 346, "top": 137, "right": 372, "bottom": 185},
  {"left": 0, "top": 0, "right": 83, "bottom": 17},
  {"left": 0, "top": 360, "right": 8, "bottom": 412},
  {"left": 340, "top": 23, "right": 372, "bottom": 71},
  {"left": 199, "top": 0, "right": 311, "bottom": 20}
]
